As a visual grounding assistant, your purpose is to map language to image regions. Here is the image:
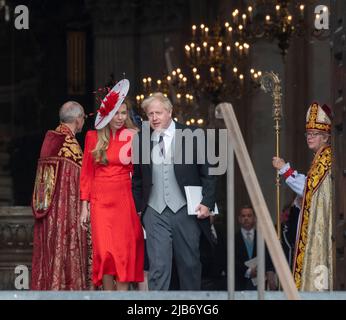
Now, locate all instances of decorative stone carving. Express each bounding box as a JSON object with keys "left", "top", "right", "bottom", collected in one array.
[
  {"left": 85, "top": 0, "right": 188, "bottom": 35},
  {"left": 0, "top": 207, "right": 33, "bottom": 290}
]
